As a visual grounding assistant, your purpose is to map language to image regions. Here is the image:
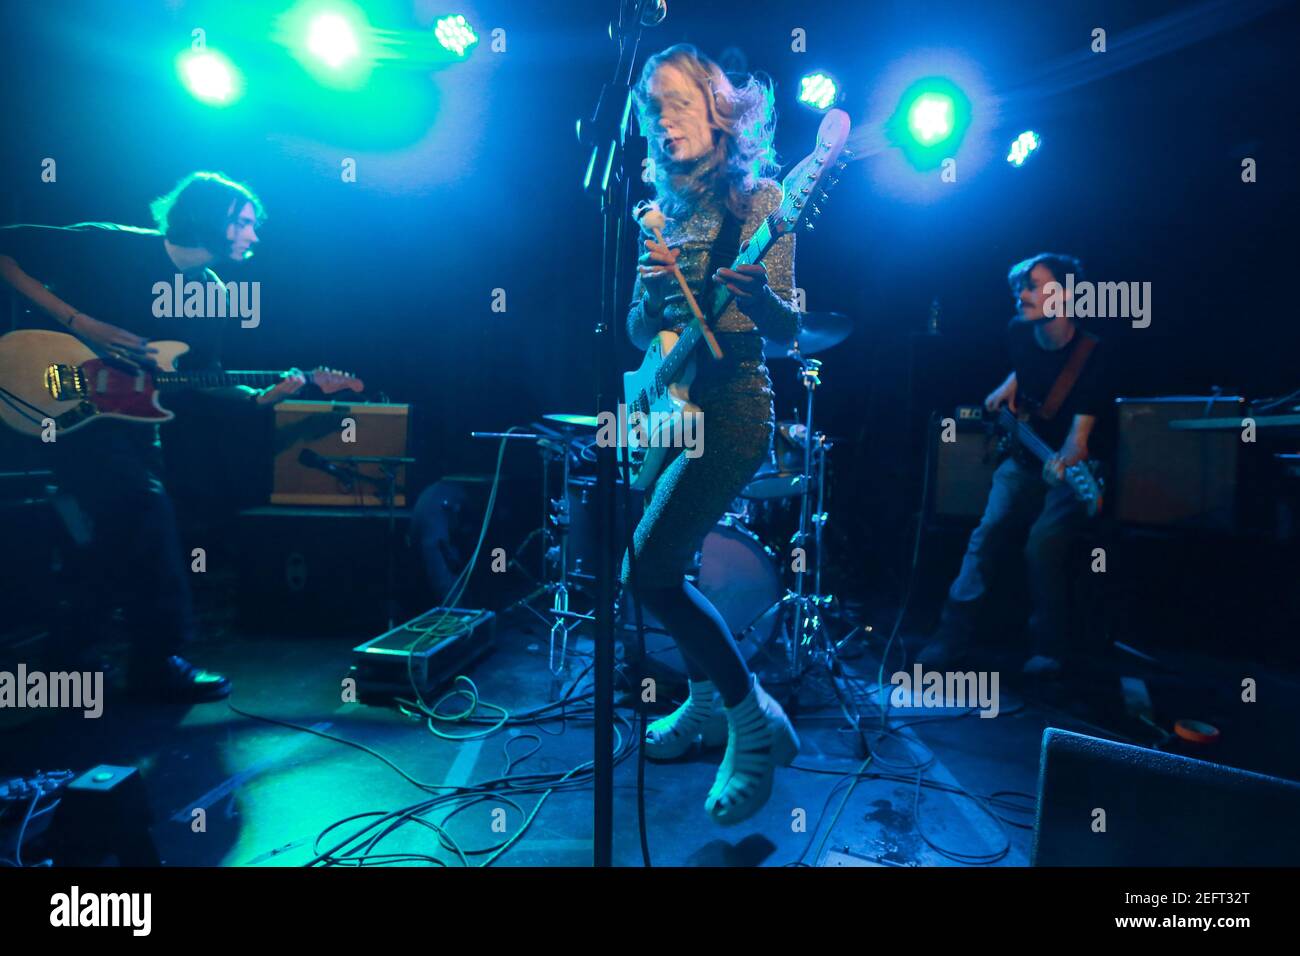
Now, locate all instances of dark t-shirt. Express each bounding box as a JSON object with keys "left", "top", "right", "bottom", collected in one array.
[
  {"left": 0, "top": 223, "right": 239, "bottom": 497},
  {"left": 1005, "top": 318, "right": 1108, "bottom": 452}
]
